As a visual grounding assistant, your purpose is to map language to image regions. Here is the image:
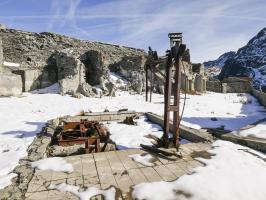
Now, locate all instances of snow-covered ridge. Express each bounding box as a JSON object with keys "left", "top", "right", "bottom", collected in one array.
[
  {"left": 204, "top": 27, "right": 266, "bottom": 91},
  {"left": 203, "top": 51, "right": 236, "bottom": 69}
]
